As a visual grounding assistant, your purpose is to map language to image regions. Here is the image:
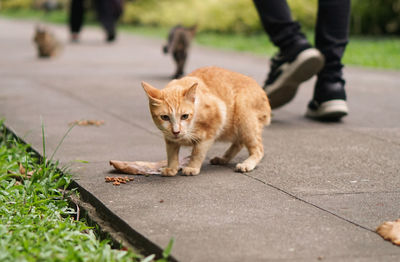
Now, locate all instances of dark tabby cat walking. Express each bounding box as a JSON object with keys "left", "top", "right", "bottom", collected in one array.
[
  {"left": 163, "top": 25, "right": 197, "bottom": 79},
  {"left": 33, "top": 25, "right": 62, "bottom": 58}
]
